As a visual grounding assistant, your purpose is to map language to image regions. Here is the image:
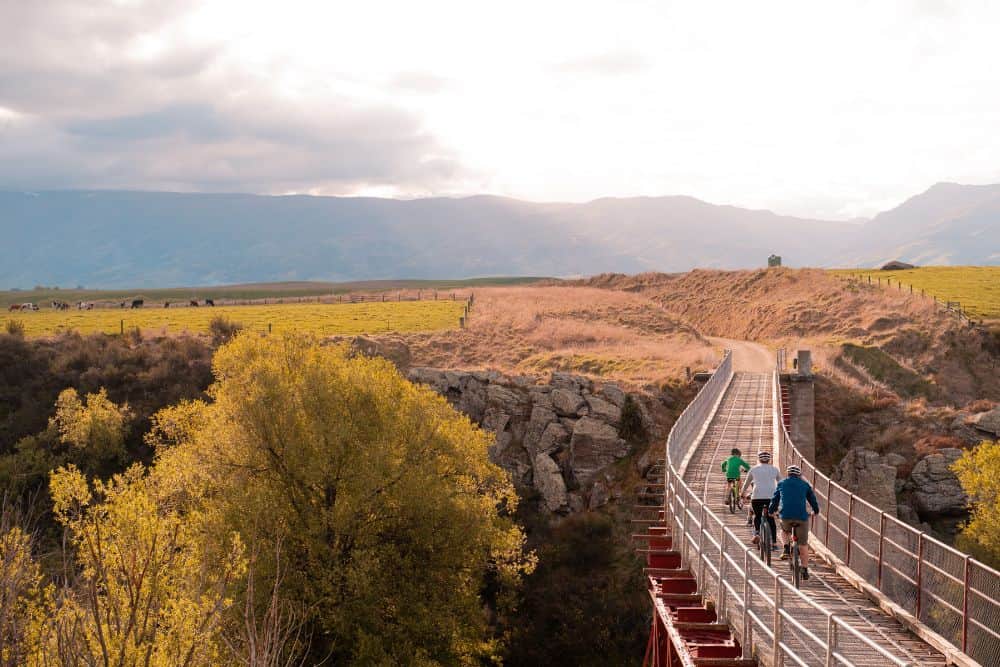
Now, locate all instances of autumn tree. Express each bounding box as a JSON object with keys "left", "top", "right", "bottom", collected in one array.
[
  {"left": 50, "top": 388, "right": 131, "bottom": 462},
  {"left": 0, "top": 510, "right": 42, "bottom": 667},
  {"left": 953, "top": 440, "right": 1000, "bottom": 567},
  {"left": 147, "top": 333, "right": 531, "bottom": 664}
]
